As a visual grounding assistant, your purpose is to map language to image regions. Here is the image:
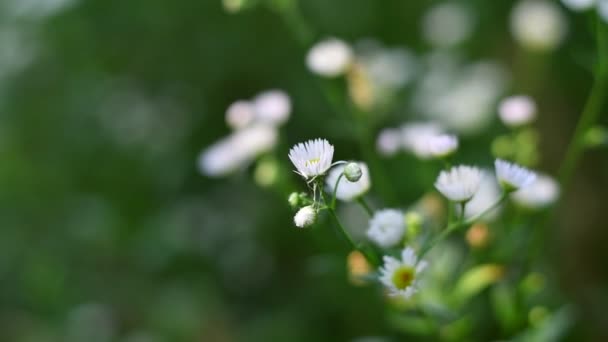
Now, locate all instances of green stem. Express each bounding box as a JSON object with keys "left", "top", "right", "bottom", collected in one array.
[
  {"left": 357, "top": 197, "right": 374, "bottom": 217},
  {"left": 559, "top": 16, "right": 608, "bottom": 190},
  {"left": 419, "top": 193, "right": 508, "bottom": 258},
  {"left": 331, "top": 173, "right": 344, "bottom": 209}
]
